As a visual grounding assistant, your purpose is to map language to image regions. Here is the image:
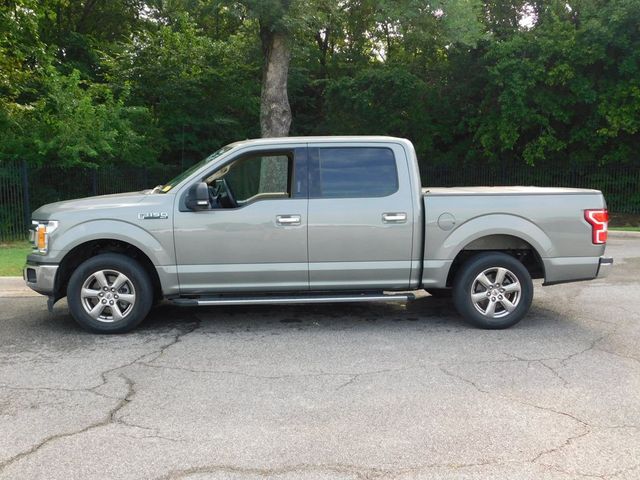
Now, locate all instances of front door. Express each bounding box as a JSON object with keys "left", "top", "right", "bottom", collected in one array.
[{"left": 174, "top": 147, "right": 308, "bottom": 293}]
